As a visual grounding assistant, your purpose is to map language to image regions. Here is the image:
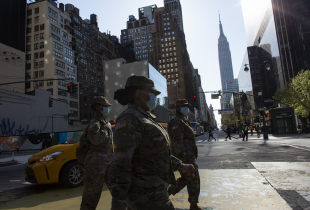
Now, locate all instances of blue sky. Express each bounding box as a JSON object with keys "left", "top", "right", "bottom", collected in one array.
[{"left": 56, "top": 0, "right": 248, "bottom": 125}]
